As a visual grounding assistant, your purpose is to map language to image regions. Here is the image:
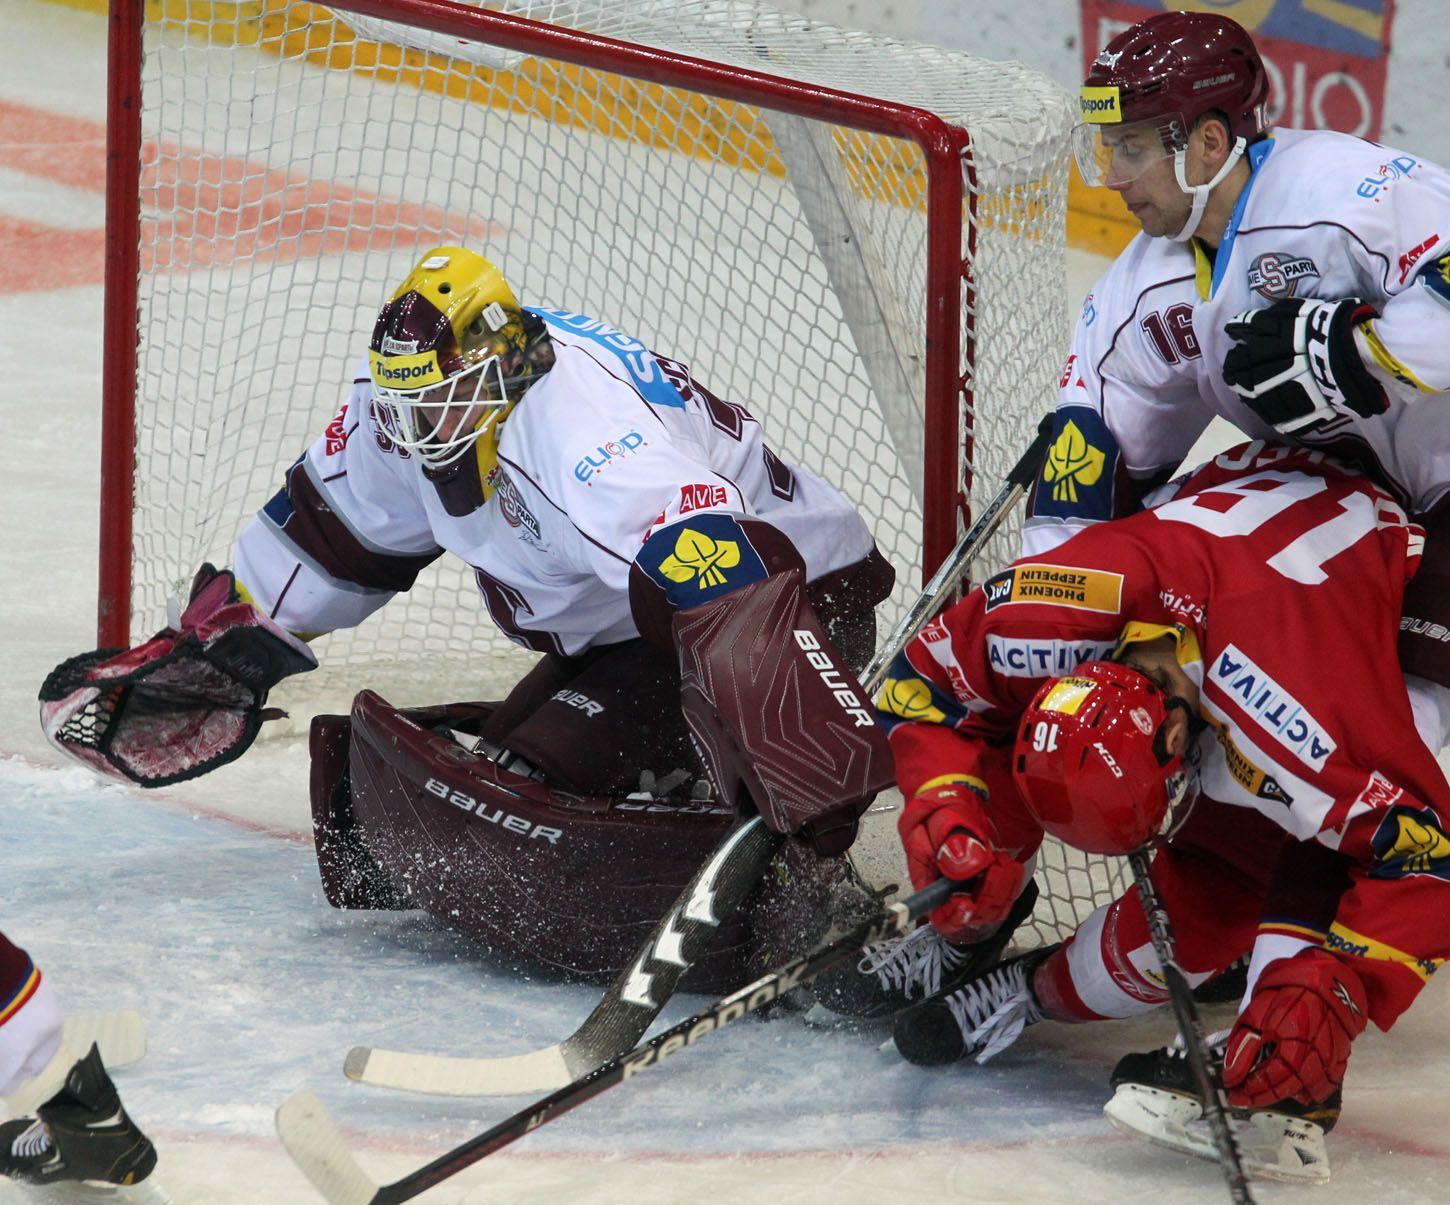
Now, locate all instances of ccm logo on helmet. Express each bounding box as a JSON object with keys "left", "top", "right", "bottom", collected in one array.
[{"left": 792, "top": 630, "right": 876, "bottom": 728}]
